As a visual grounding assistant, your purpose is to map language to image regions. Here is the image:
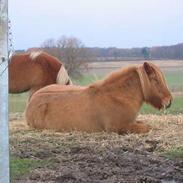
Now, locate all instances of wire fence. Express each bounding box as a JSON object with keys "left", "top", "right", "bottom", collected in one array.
[{"left": 0, "top": 18, "right": 14, "bottom": 77}]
